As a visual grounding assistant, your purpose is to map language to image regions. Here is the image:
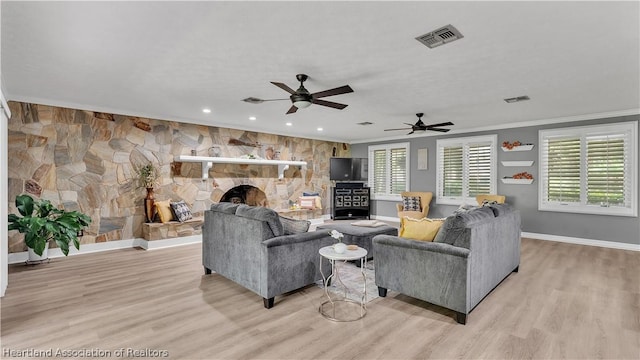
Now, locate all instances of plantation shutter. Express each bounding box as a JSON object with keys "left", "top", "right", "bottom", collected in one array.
[
  {"left": 441, "top": 146, "right": 463, "bottom": 197},
  {"left": 437, "top": 135, "right": 496, "bottom": 204},
  {"left": 586, "top": 133, "right": 630, "bottom": 207},
  {"left": 371, "top": 149, "right": 387, "bottom": 196},
  {"left": 542, "top": 137, "right": 581, "bottom": 203},
  {"left": 368, "top": 142, "right": 410, "bottom": 198},
  {"left": 389, "top": 148, "right": 407, "bottom": 195},
  {"left": 467, "top": 142, "right": 493, "bottom": 197},
  {"left": 539, "top": 122, "right": 636, "bottom": 216}
]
